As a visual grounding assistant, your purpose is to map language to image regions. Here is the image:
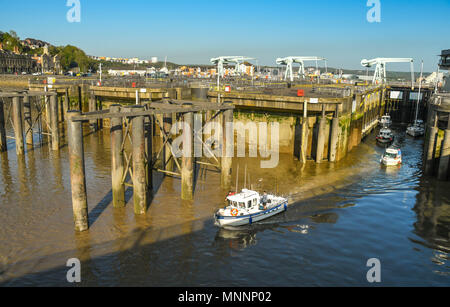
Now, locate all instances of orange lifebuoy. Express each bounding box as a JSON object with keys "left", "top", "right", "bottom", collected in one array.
[{"left": 231, "top": 208, "right": 239, "bottom": 217}]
